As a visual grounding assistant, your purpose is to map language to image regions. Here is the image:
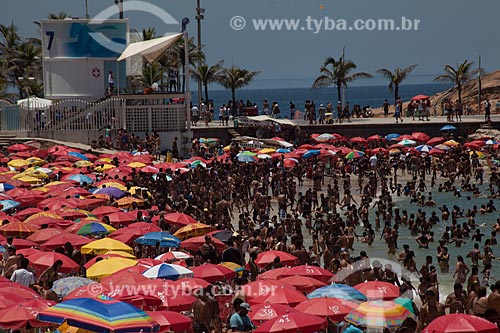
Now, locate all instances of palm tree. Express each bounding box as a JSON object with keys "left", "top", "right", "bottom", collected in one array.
[
  {"left": 219, "top": 65, "right": 260, "bottom": 108},
  {"left": 133, "top": 62, "right": 165, "bottom": 88},
  {"left": 11, "top": 41, "right": 42, "bottom": 98},
  {"left": 141, "top": 27, "right": 156, "bottom": 41},
  {"left": 377, "top": 64, "right": 418, "bottom": 103},
  {"left": 312, "top": 56, "right": 372, "bottom": 105},
  {"left": 164, "top": 37, "right": 205, "bottom": 93},
  {"left": 191, "top": 60, "right": 224, "bottom": 103},
  {"left": 0, "top": 74, "right": 16, "bottom": 102},
  {"left": 433, "top": 60, "right": 480, "bottom": 107},
  {"left": 48, "top": 12, "right": 69, "bottom": 20}
]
